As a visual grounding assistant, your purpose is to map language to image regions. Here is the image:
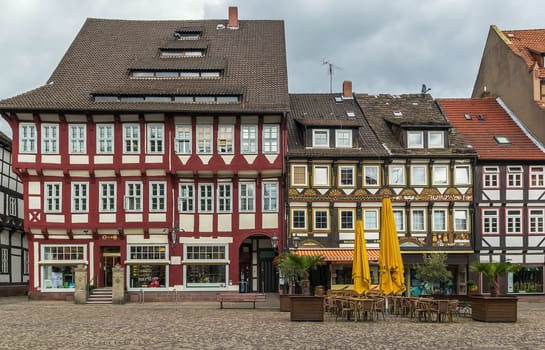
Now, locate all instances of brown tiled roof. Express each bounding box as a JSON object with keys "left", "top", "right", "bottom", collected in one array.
[
  {"left": 438, "top": 98, "right": 545, "bottom": 160},
  {"left": 0, "top": 18, "right": 289, "bottom": 114},
  {"left": 288, "top": 94, "right": 387, "bottom": 158},
  {"left": 500, "top": 28, "right": 545, "bottom": 76},
  {"left": 356, "top": 94, "right": 474, "bottom": 156}
]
